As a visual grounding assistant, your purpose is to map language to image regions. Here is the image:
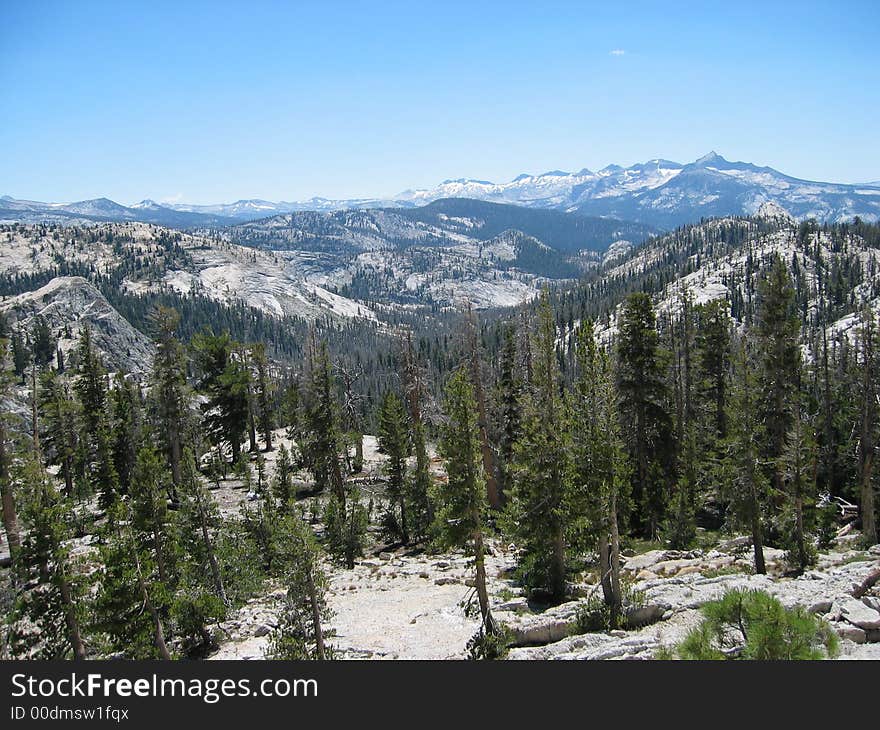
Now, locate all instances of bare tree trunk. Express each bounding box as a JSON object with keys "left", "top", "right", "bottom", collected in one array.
[
  {"left": 852, "top": 568, "right": 880, "bottom": 598},
  {"left": 598, "top": 535, "right": 613, "bottom": 605},
  {"left": 131, "top": 533, "right": 171, "bottom": 660},
  {"left": 57, "top": 567, "right": 87, "bottom": 660},
  {"left": 610, "top": 495, "right": 622, "bottom": 624},
  {"left": 473, "top": 526, "right": 496, "bottom": 634},
  {"left": 197, "top": 490, "right": 228, "bottom": 605},
  {"left": 749, "top": 473, "right": 766, "bottom": 575},
  {"left": 305, "top": 569, "right": 326, "bottom": 660}
]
